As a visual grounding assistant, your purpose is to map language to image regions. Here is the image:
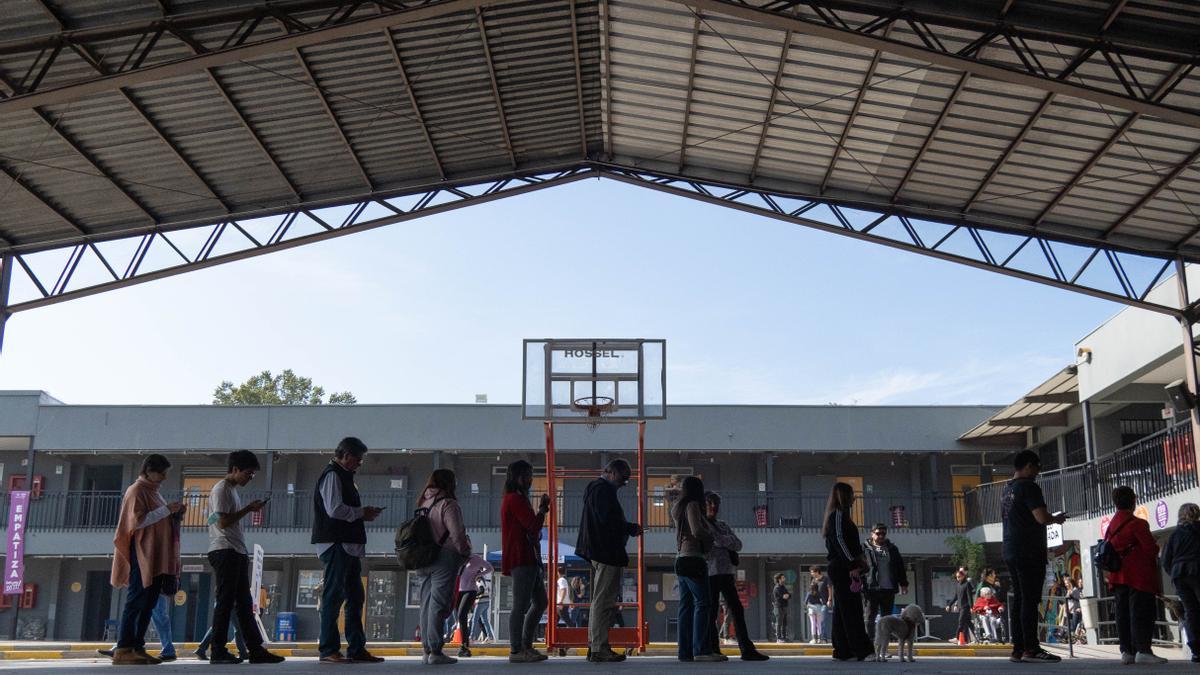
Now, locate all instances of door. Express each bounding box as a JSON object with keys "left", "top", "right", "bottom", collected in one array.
[
  {"left": 81, "top": 570, "right": 112, "bottom": 641},
  {"left": 836, "top": 476, "right": 864, "bottom": 524},
  {"left": 531, "top": 475, "right": 565, "bottom": 526},
  {"left": 76, "top": 465, "right": 123, "bottom": 528},
  {"left": 952, "top": 474, "right": 981, "bottom": 528},
  {"left": 182, "top": 477, "right": 221, "bottom": 528},
  {"left": 646, "top": 477, "right": 677, "bottom": 529}
]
